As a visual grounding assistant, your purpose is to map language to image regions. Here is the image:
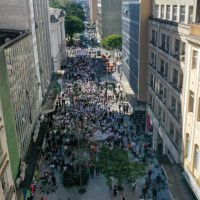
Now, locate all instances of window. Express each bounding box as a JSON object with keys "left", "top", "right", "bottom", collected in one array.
[
  {"left": 156, "top": 5, "right": 159, "bottom": 18},
  {"left": 160, "top": 59, "right": 164, "bottom": 75},
  {"left": 161, "top": 5, "right": 164, "bottom": 19},
  {"left": 171, "top": 96, "right": 176, "bottom": 112},
  {"left": 172, "top": 5, "right": 177, "bottom": 21},
  {"left": 173, "top": 68, "right": 178, "bottom": 86},
  {"left": 192, "top": 50, "right": 198, "bottom": 69},
  {"left": 150, "top": 73, "right": 155, "bottom": 89},
  {"left": 179, "top": 74, "right": 183, "bottom": 91},
  {"left": 166, "top": 5, "right": 170, "bottom": 20},
  {"left": 180, "top": 6, "right": 186, "bottom": 23},
  {"left": 174, "top": 39, "right": 180, "bottom": 54},
  {"left": 175, "top": 131, "right": 180, "bottom": 147},
  {"left": 186, "top": 134, "right": 191, "bottom": 159},
  {"left": 159, "top": 83, "right": 163, "bottom": 96},
  {"left": 194, "top": 146, "right": 200, "bottom": 175},
  {"left": 161, "top": 34, "right": 166, "bottom": 49},
  {"left": 162, "top": 111, "right": 165, "bottom": 123},
  {"left": 164, "top": 62, "right": 168, "bottom": 78},
  {"left": 166, "top": 36, "right": 170, "bottom": 52},
  {"left": 169, "top": 122, "right": 174, "bottom": 138},
  {"left": 189, "top": 6, "right": 193, "bottom": 23},
  {"left": 151, "top": 29, "right": 157, "bottom": 45},
  {"left": 188, "top": 91, "right": 194, "bottom": 112},
  {"left": 197, "top": 98, "right": 200, "bottom": 121}
]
